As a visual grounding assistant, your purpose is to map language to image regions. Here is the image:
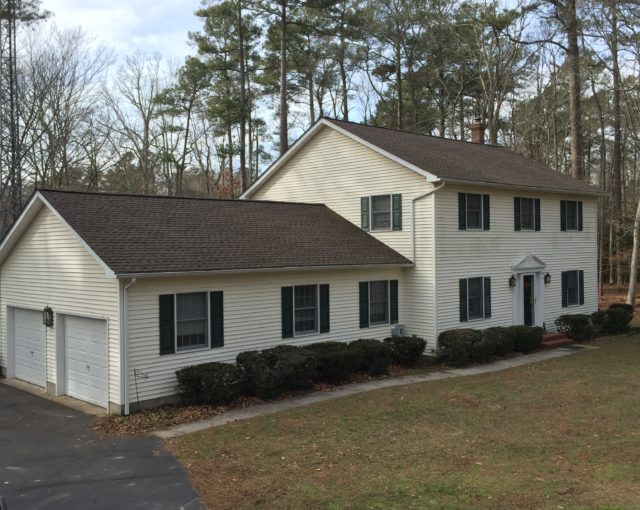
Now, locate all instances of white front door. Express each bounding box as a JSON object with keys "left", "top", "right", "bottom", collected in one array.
[
  {"left": 65, "top": 315, "right": 108, "bottom": 407},
  {"left": 14, "top": 308, "right": 47, "bottom": 387}
]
